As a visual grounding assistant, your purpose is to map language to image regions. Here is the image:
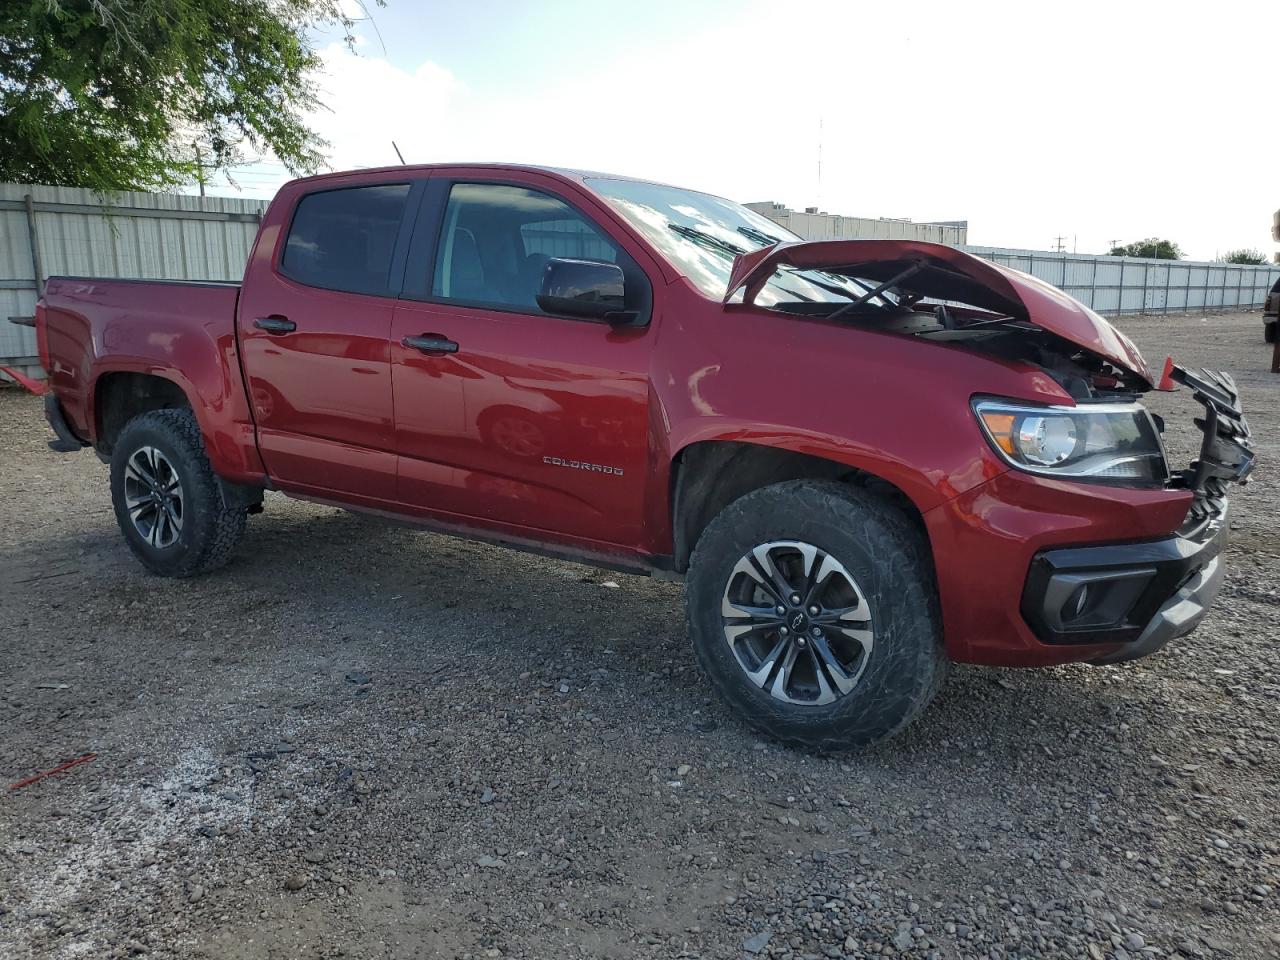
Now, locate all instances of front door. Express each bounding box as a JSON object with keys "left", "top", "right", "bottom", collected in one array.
[
  {"left": 390, "top": 179, "right": 654, "bottom": 548},
  {"left": 237, "top": 180, "right": 415, "bottom": 499}
]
